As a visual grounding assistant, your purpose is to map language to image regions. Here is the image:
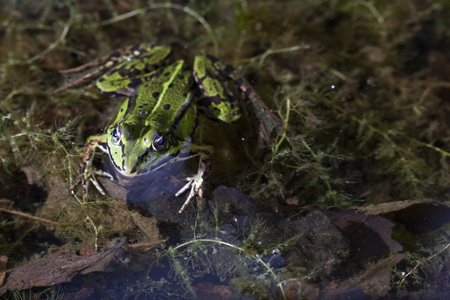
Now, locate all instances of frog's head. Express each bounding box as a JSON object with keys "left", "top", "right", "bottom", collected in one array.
[{"left": 106, "top": 123, "right": 173, "bottom": 175}]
